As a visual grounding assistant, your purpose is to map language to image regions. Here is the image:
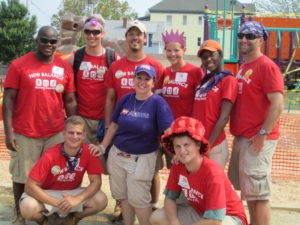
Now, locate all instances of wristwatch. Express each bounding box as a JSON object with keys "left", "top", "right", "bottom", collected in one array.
[{"left": 259, "top": 128, "right": 269, "bottom": 136}]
